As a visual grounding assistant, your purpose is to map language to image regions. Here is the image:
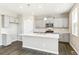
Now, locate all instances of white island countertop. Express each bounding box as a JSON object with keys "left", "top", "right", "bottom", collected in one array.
[{"left": 19, "top": 33, "right": 59, "bottom": 39}]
